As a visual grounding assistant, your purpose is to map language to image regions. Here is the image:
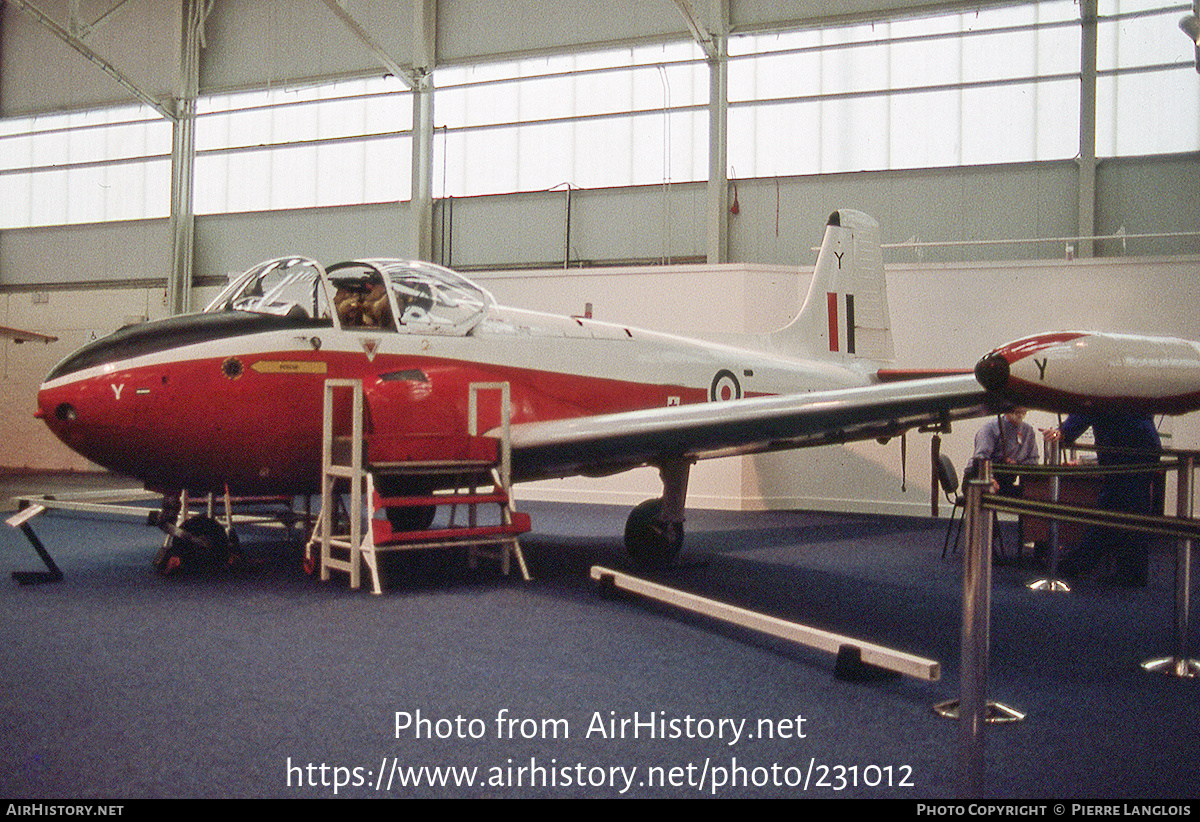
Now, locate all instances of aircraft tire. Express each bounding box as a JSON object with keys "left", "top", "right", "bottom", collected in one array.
[
  {"left": 376, "top": 477, "right": 437, "bottom": 534},
  {"left": 624, "top": 498, "right": 683, "bottom": 569},
  {"left": 385, "top": 505, "right": 436, "bottom": 533},
  {"left": 156, "top": 515, "right": 232, "bottom": 576}
]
